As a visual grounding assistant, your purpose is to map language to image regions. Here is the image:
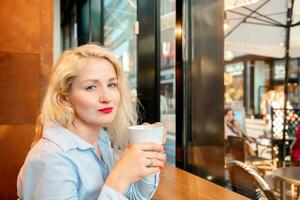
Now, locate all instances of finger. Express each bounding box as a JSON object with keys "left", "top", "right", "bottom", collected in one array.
[
  {"left": 153, "top": 122, "right": 162, "bottom": 126},
  {"left": 145, "top": 151, "right": 166, "bottom": 161},
  {"left": 142, "top": 122, "right": 151, "bottom": 125},
  {"left": 136, "top": 142, "right": 164, "bottom": 152},
  {"left": 147, "top": 159, "right": 165, "bottom": 168}
]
